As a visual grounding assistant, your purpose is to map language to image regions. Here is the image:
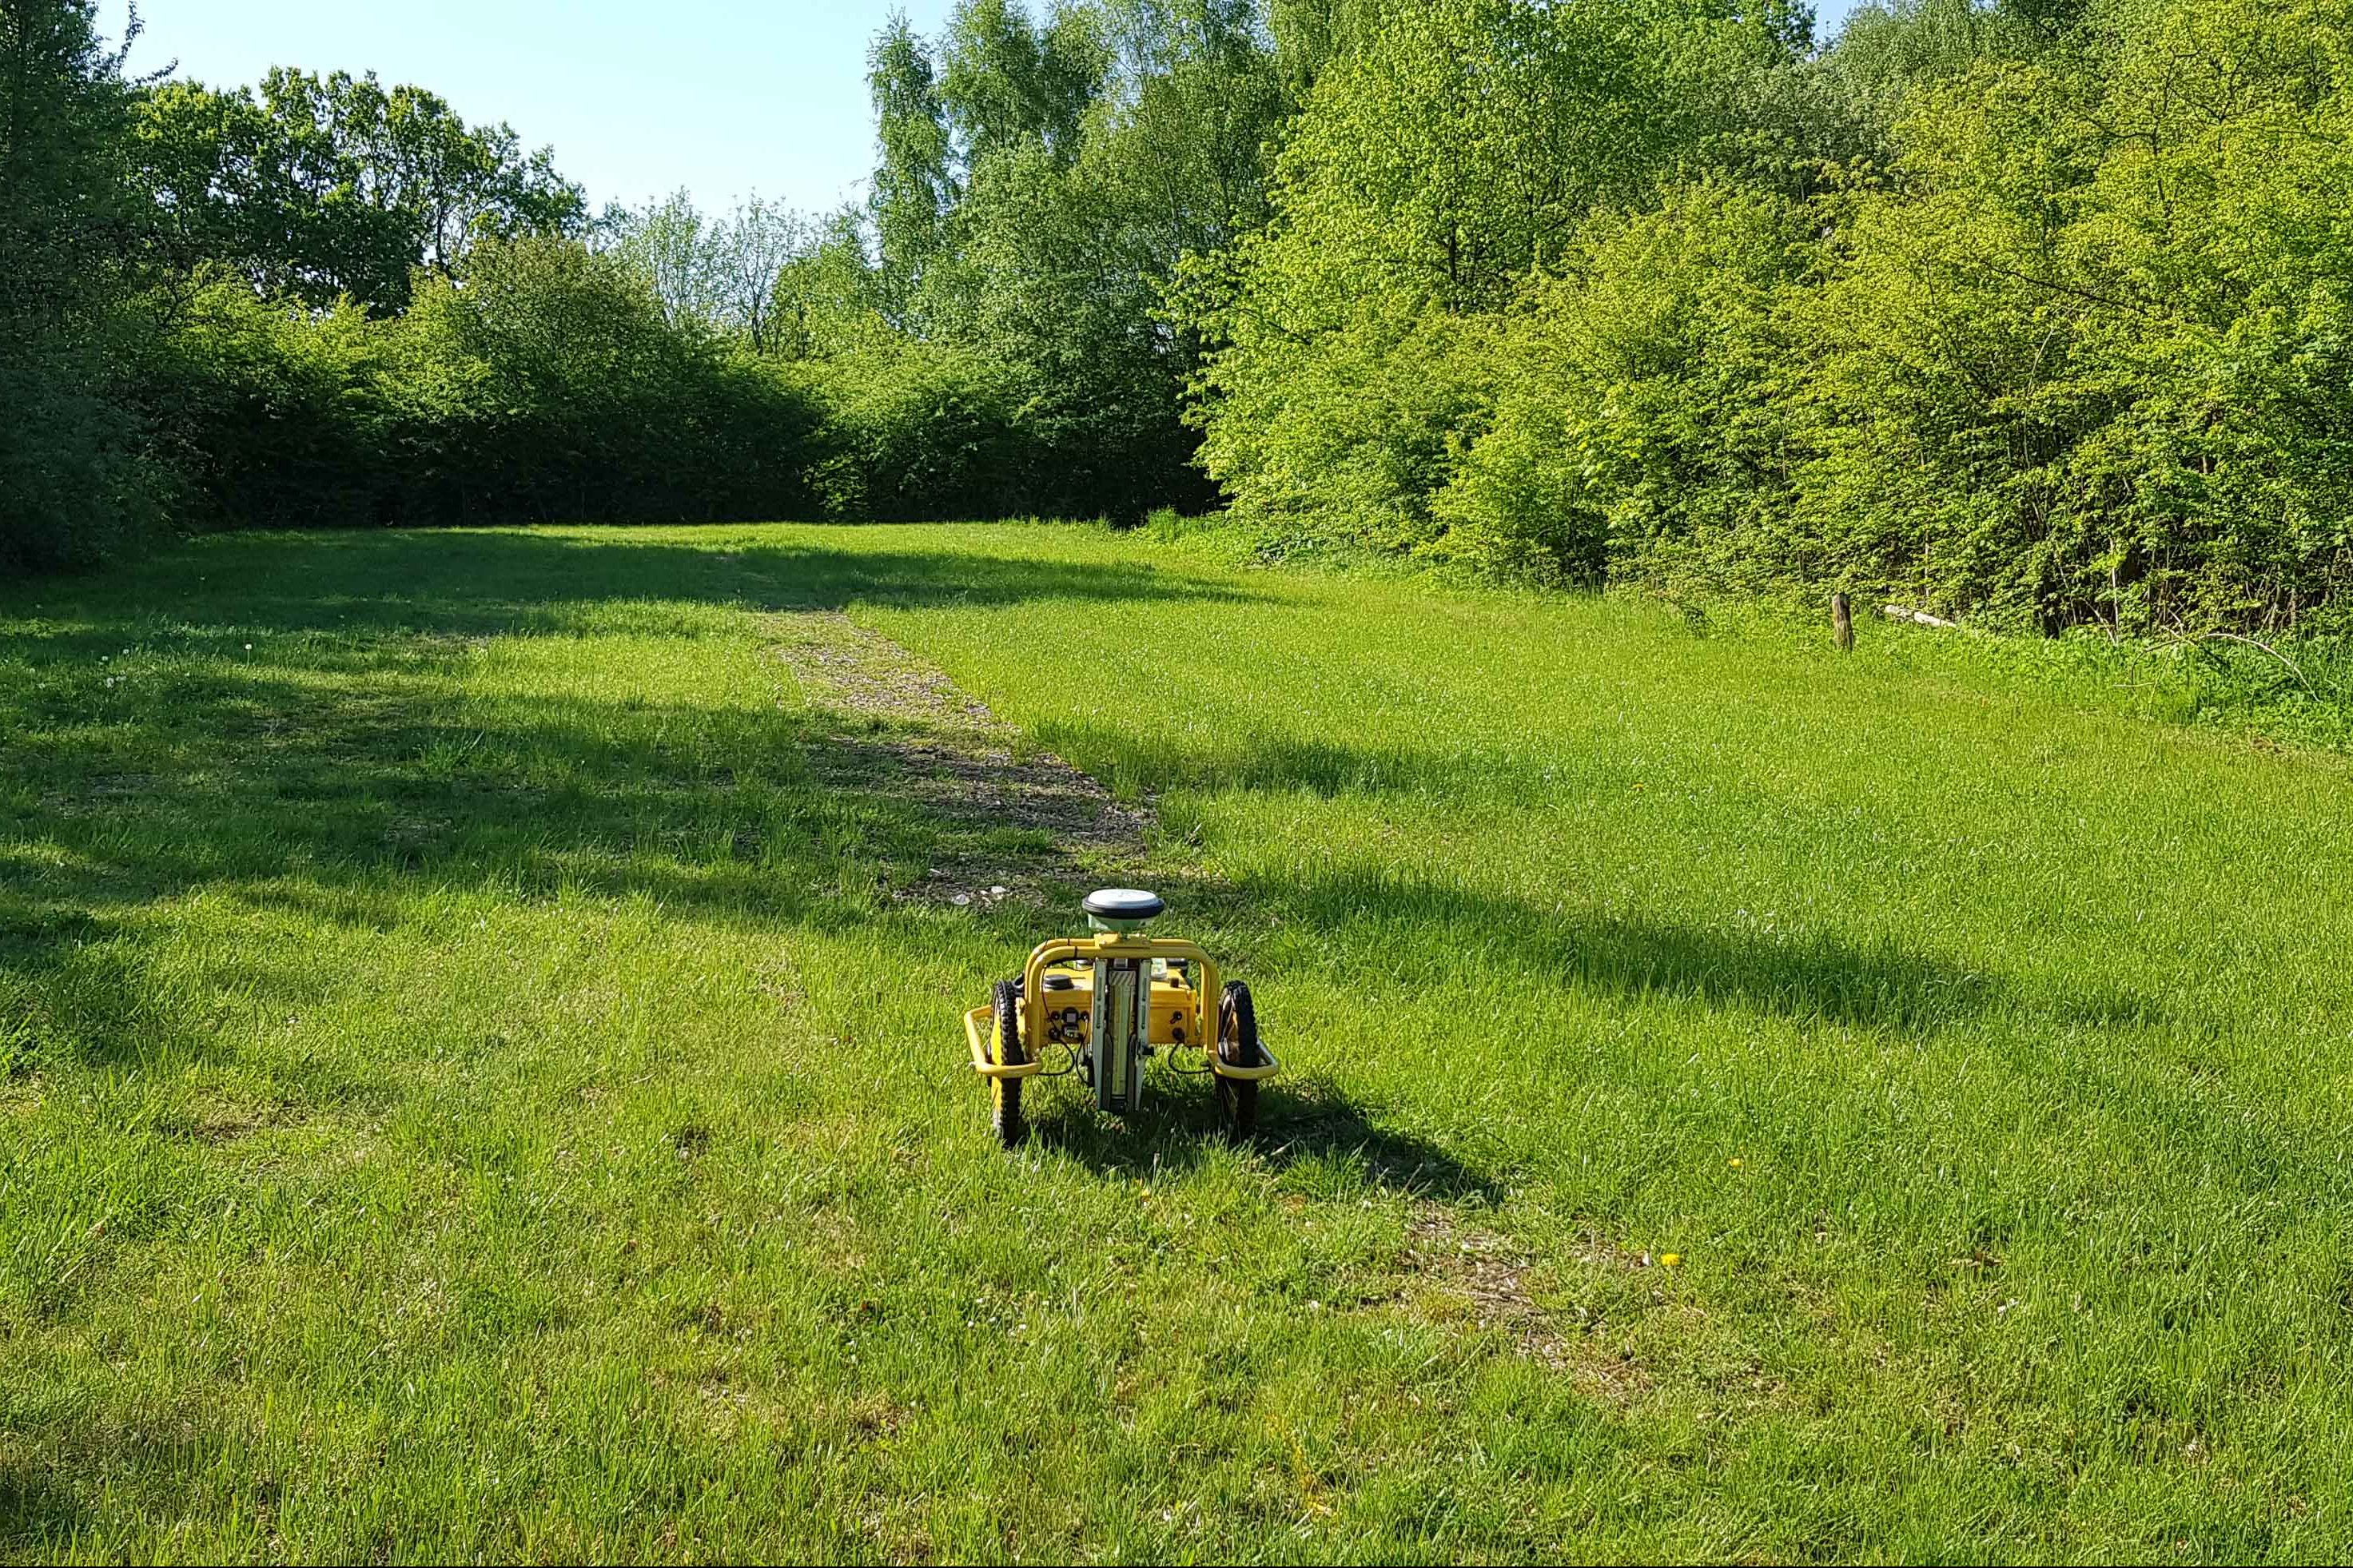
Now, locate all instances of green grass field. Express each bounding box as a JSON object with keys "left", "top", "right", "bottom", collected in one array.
[{"left": 5, "top": 523, "right": 2351, "bottom": 1563}]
